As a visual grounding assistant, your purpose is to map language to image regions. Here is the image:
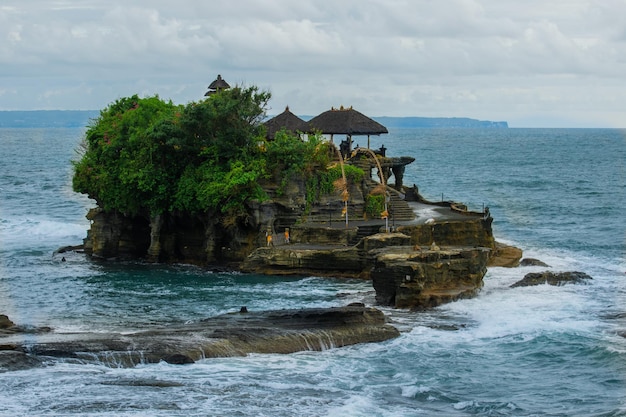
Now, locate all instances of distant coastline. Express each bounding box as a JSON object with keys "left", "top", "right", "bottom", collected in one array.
[
  {"left": 297, "top": 114, "right": 508, "bottom": 129},
  {"left": 1, "top": 110, "right": 508, "bottom": 129},
  {"left": 373, "top": 116, "right": 508, "bottom": 129}
]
